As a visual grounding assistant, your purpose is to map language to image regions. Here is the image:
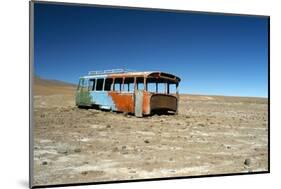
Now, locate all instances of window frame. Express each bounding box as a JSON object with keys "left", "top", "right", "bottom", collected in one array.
[
  {"left": 104, "top": 78, "right": 113, "bottom": 91},
  {"left": 123, "top": 77, "right": 135, "bottom": 93},
  {"left": 95, "top": 78, "right": 104, "bottom": 91},
  {"left": 113, "top": 77, "right": 123, "bottom": 92},
  {"left": 88, "top": 78, "right": 96, "bottom": 91}
]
